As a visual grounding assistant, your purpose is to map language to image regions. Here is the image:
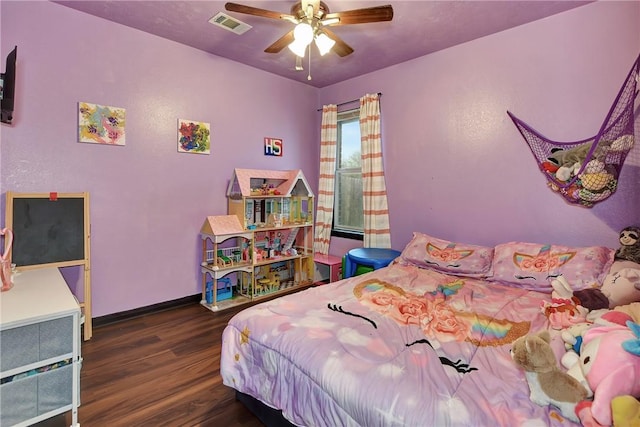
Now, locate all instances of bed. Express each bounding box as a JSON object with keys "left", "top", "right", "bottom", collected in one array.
[{"left": 220, "top": 232, "right": 619, "bottom": 426}]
